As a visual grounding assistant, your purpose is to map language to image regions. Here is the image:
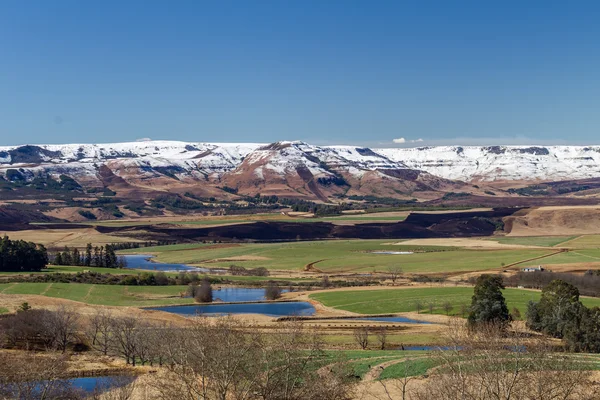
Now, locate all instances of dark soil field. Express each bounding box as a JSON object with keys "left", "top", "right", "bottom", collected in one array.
[{"left": 85, "top": 208, "right": 519, "bottom": 242}]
